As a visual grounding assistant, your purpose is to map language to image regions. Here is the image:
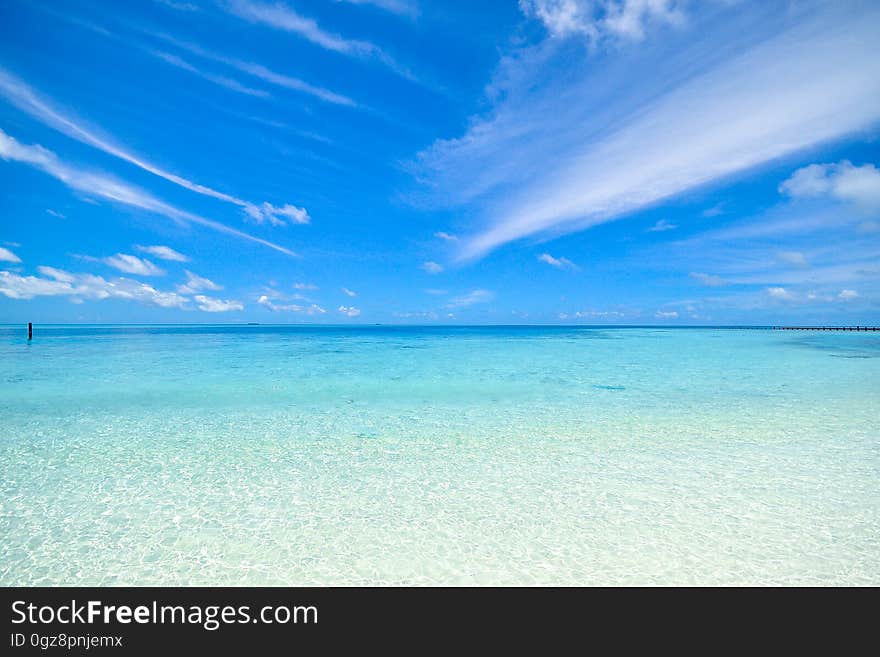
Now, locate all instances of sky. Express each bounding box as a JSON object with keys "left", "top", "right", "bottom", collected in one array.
[{"left": 0, "top": 0, "right": 879, "bottom": 325}]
